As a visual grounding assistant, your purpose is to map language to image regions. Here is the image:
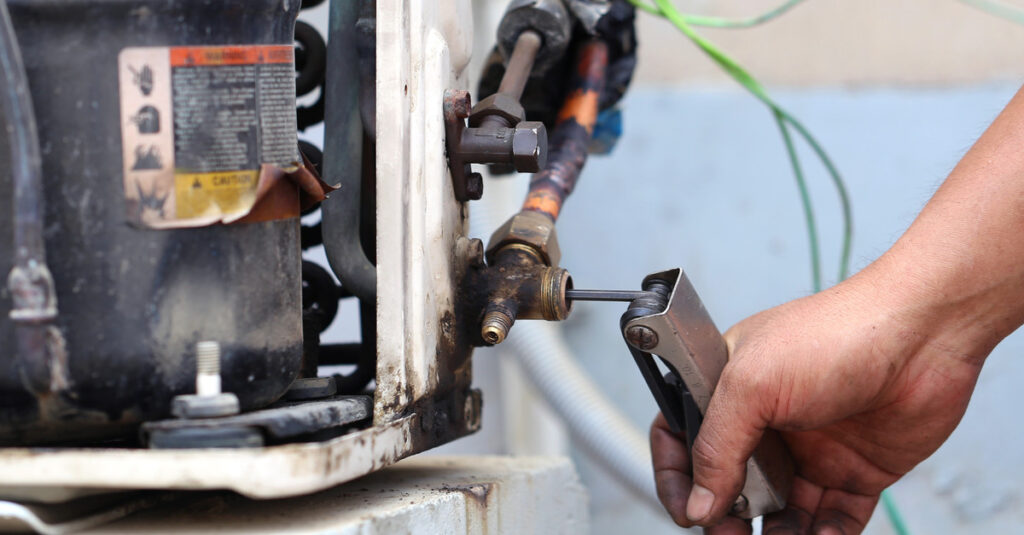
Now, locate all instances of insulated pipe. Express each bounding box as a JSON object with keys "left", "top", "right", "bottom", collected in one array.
[
  {"left": 321, "top": 0, "right": 376, "bottom": 303},
  {"left": 522, "top": 39, "right": 608, "bottom": 222},
  {"left": 1, "top": 1, "right": 59, "bottom": 393}
]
